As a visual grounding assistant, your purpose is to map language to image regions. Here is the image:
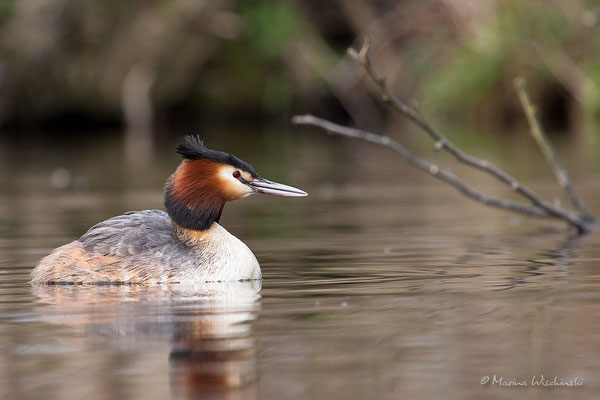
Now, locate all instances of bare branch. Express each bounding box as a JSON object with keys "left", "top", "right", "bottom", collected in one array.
[
  {"left": 513, "top": 77, "right": 594, "bottom": 221},
  {"left": 292, "top": 114, "right": 555, "bottom": 218},
  {"left": 343, "top": 37, "right": 591, "bottom": 233}
]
